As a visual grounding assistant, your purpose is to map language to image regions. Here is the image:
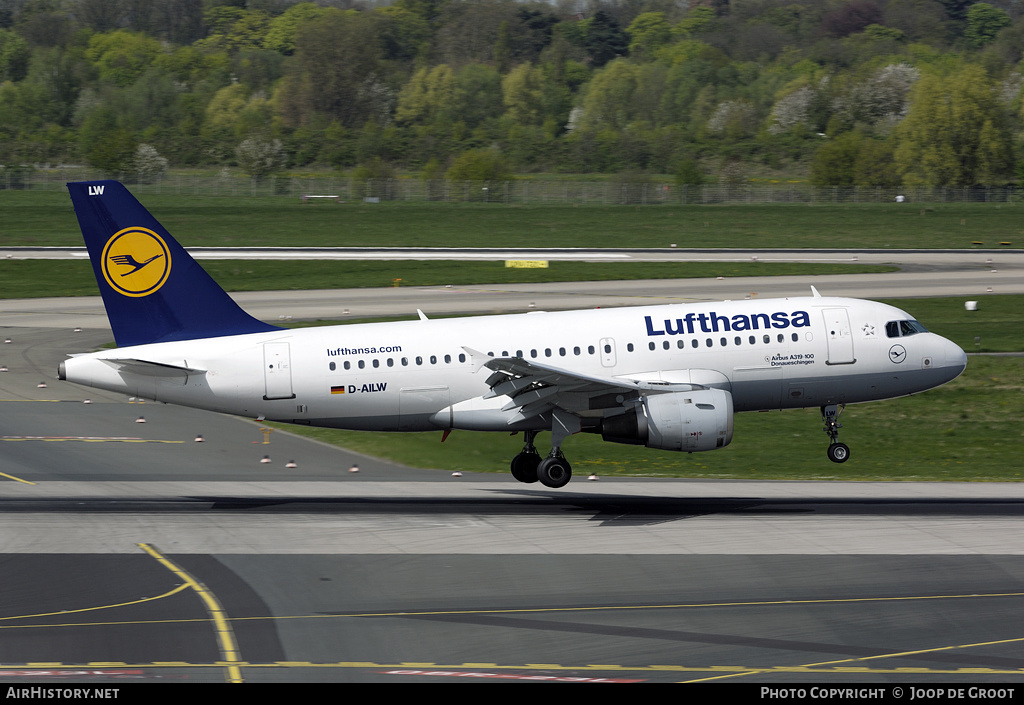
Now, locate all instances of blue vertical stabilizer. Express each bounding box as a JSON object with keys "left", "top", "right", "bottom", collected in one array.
[{"left": 67, "top": 180, "right": 280, "bottom": 347}]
